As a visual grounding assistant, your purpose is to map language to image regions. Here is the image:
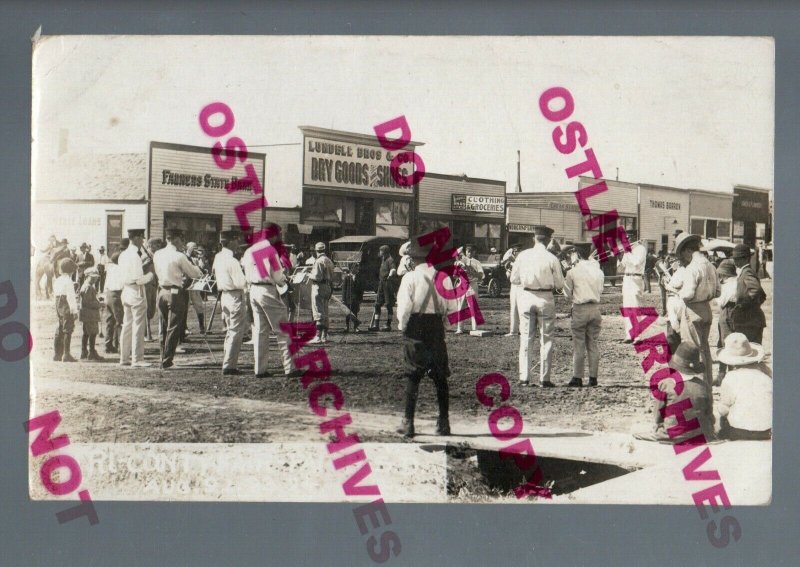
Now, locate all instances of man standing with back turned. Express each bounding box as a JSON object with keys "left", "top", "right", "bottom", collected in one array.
[
  {"left": 152, "top": 228, "right": 203, "bottom": 370},
  {"left": 510, "top": 225, "right": 564, "bottom": 388},
  {"left": 213, "top": 230, "right": 248, "bottom": 375}
]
